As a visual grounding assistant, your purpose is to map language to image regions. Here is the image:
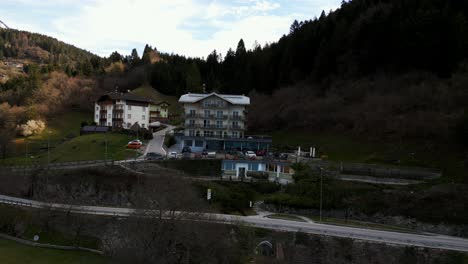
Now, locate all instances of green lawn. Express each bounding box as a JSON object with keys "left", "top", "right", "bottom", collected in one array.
[
  {"left": 269, "top": 130, "right": 466, "bottom": 182},
  {"left": 2, "top": 133, "right": 138, "bottom": 165},
  {"left": 30, "top": 111, "right": 92, "bottom": 142},
  {"left": 0, "top": 239, "right": 108, "bottom": 264}
]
